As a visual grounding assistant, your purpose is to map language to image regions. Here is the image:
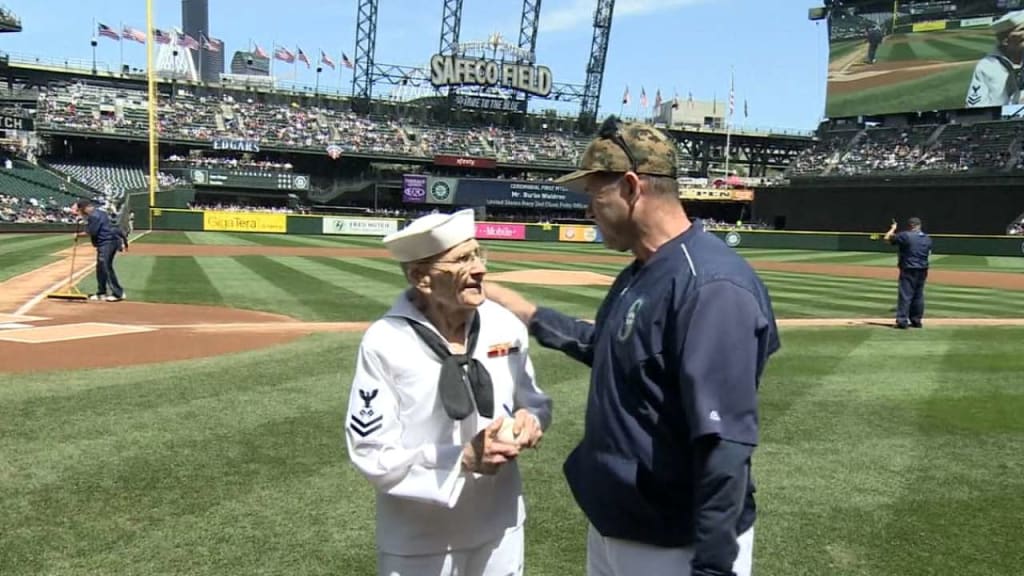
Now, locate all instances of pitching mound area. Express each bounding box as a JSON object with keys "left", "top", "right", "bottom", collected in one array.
[{"left": 488, "top": 269, "right": 615, "bottom": 286}]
